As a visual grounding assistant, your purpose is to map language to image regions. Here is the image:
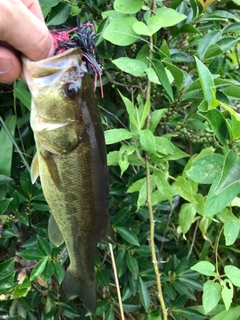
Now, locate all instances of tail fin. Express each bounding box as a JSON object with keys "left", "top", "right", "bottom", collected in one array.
[{"left": 62, "top": 268, "right": 97, "bottom": 314}]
